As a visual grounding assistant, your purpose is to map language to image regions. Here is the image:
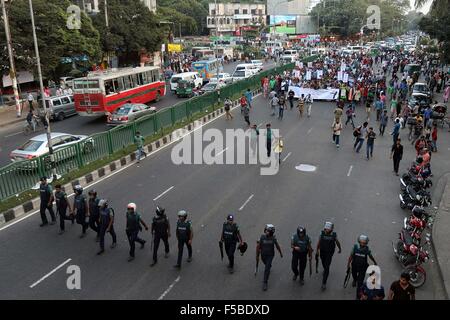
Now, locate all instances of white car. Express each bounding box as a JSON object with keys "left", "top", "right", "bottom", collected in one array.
[
  {"left": 10, "top": 132, "right": 94, "bottom": 162},
  {"left": 209, "top": 73, "right": 233, "bottom": 84},
  {"left": 251, "top": 60, "right": 264, "bottom": 72}
]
